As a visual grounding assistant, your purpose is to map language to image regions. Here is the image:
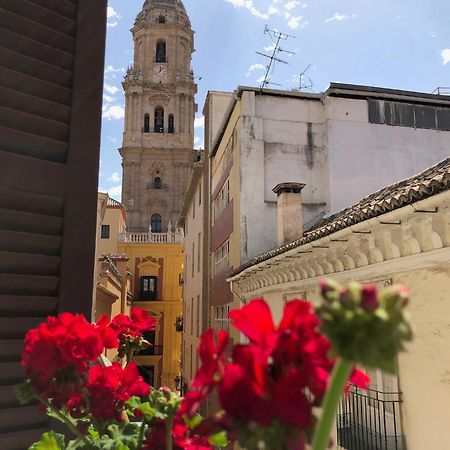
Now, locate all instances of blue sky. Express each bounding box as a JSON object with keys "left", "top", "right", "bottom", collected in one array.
[{"left": 100, "top": 0, "right": 450, "bottom": 199}]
